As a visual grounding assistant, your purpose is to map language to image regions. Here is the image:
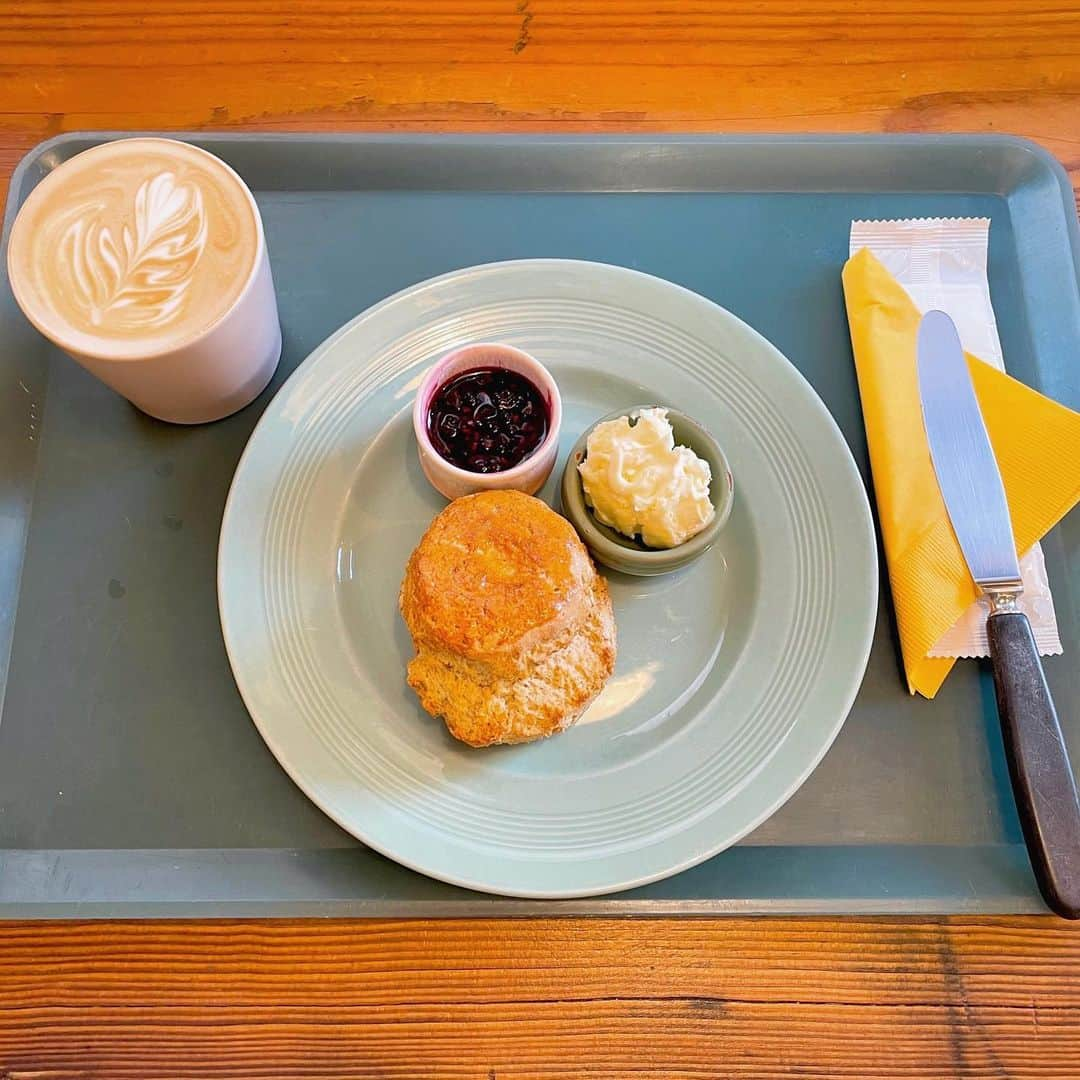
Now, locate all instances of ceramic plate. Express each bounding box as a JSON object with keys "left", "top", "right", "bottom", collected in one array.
[{"left": 219, "top": 259, "right": 877, "bottom": 898}]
